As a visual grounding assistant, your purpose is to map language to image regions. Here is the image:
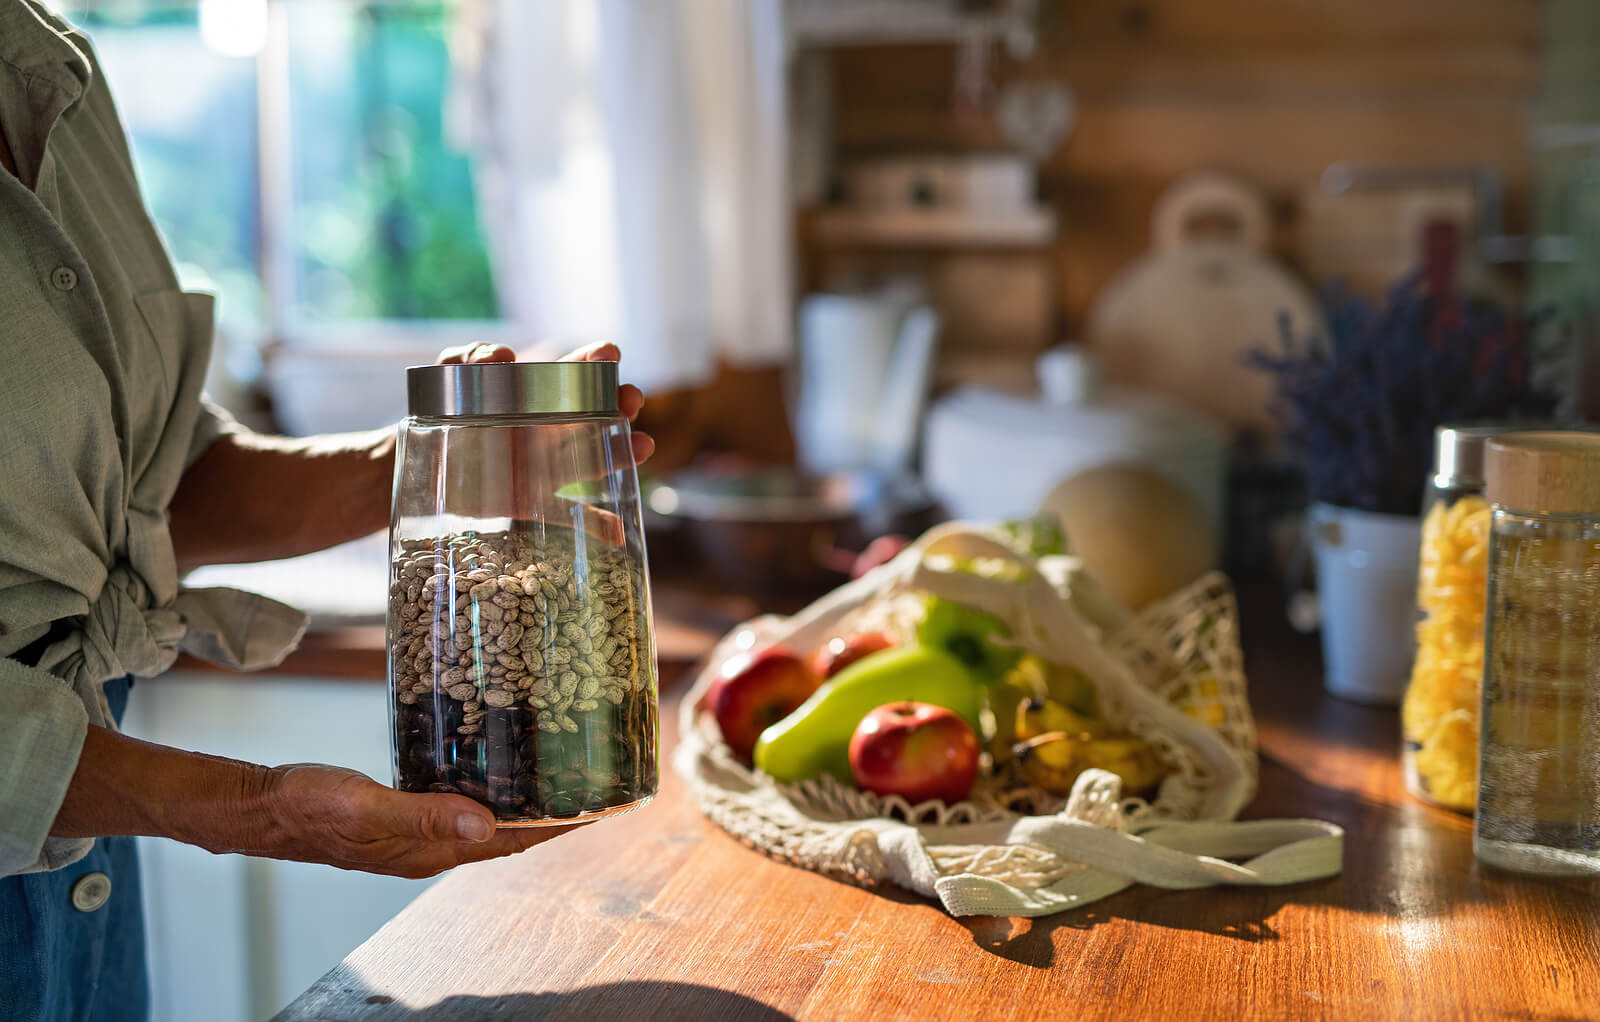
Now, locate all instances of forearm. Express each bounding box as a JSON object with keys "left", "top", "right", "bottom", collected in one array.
[
  {"left": 49, "top": 725, "right": 276, "bottom": 856},
  {"left": 49, "top": 725, "right": 564, "bottom": 878},
  {"left": 169, "top": 427, "right": 396, "bottom": 571}
]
